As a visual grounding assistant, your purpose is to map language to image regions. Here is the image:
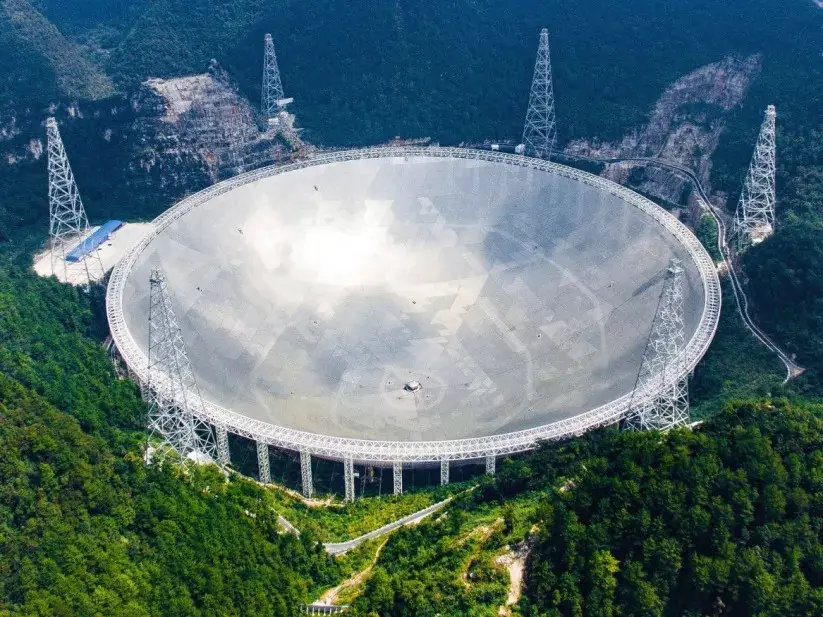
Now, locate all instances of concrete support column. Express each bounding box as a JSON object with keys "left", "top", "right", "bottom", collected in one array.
[
  {"left": 300, "top": 449, "right": 313, "bottom": 498},
  {"left": 216, "top": 425, "right": 230, "bottom": 467},
  {"left": 257, "top": 441, "right": 271, "bottom": 484},
  {"left": 440, "top": 458, "right": 449, "bottom": 486},
  {"left": 393, "top": 460, "right": 403, "bottom": 495},
  {"left": 485, "top": 454, "right": 496, "bottom": 476},
  {"left": 343, "top": 457, "right": 355, "bottom": 502}
]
